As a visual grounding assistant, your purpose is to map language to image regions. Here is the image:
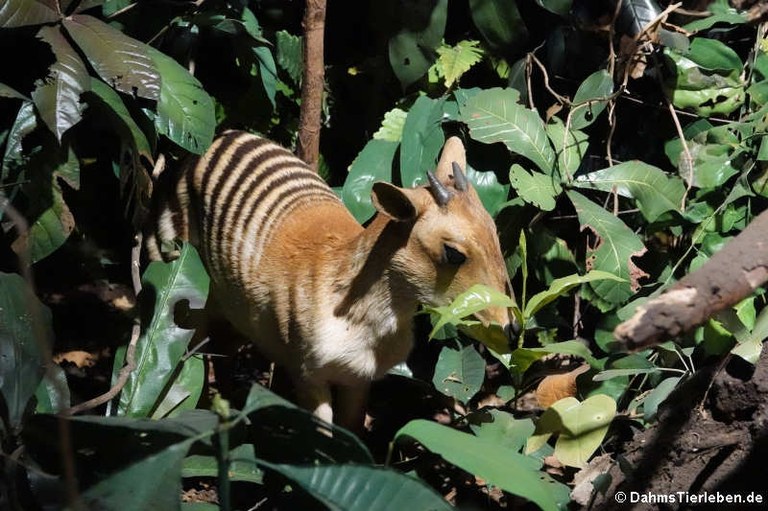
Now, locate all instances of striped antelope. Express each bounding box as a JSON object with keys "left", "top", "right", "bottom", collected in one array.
[{"left": 148, "top": 131, "right": 517, "bottom": 429}]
